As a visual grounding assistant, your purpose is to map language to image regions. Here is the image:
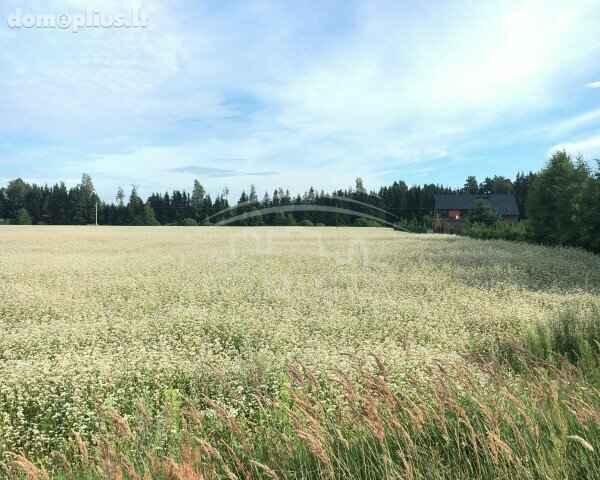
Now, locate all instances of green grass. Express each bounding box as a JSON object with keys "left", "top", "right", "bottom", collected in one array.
[
  {"left": 504, "top": 307, "right": 600, "bottom": 384},
  {"left": 4, "top": 310, "right": 599, "bottom": 479}
]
